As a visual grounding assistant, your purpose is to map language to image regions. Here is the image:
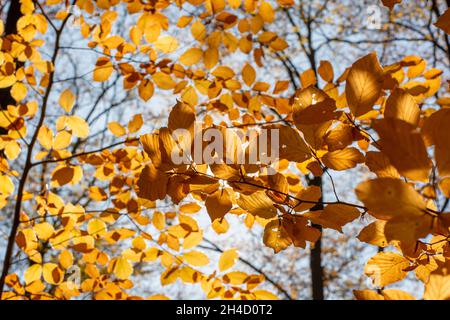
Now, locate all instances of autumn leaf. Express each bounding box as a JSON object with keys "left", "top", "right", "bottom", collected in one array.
[
  {"left": 218, "top": 249, "right": 238, "bottom": 272},
  {"left": 365, "top": 252, "right": 410, "bottom": 287},
  {"left": 59, "top": 89, "right": 75, "bottom": 113},
  {"left": 424, "top": 271, "right": 450, "bottom": 300},
  {"left": 374, "top": 118, "right": 431, "bottom": 182},
  {"left": 108, "top": 121, "right": 126, "bottom": 137},
  {"left": 355, "top": 177, "right": 427, "bottom": 220},
  {"left": 357, "top": 220, "right": 389, "bottom": 247},
  {"left": 321, "top": 147, "right": 365, "bottom": 171},
  {"left": 113, "top": 257, "right": 133, "bottom": 280},
  {"left": 205, "top": 189, "right": 232, "bottom": 222},
  {"left": 93, "top": 57, "right": 114, "bottom": 82},
  {"left": 384, "top": 88, "right": 420, "bottom": 126},
  {"left": 345, "top": 52, "right": 383, "bottom": 117},
  {"left": 318, "top": 60, "right": 334, "bottom": 82},
  {"left": 237, "top": 191, "right": 277, "bottom": 219},
  {"left": 182, "top": 251, "right": 210, "bottom": 267},
  {"left": 435, "top": 9, "right": 450, "bottom": 34}
]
